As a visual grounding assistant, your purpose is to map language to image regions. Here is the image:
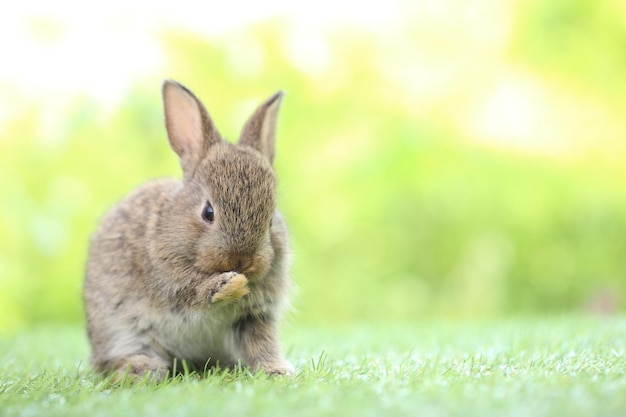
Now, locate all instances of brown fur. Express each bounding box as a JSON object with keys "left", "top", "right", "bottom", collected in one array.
[{"left": 84, "top": 80, "right": 293, "bottom": 380}]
